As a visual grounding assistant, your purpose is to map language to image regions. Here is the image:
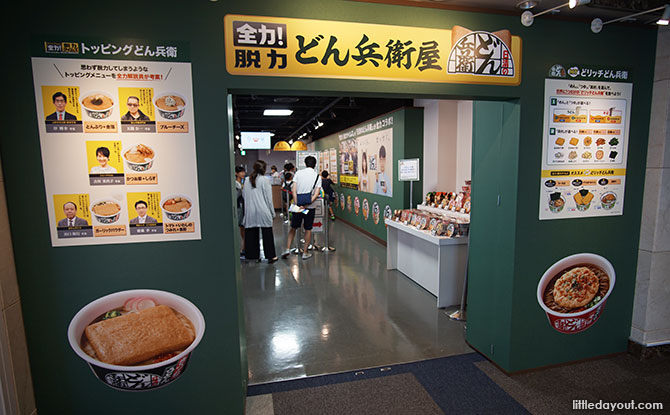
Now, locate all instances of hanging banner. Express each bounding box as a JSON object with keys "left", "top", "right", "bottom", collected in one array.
[
  {"left": 32, "top": 37, "right": 202, "bottom": 246},
  {"left": 538, "top": 77, "right": 632, "bottom": 220},
  {"left": 224, "top": 15, "right": 522, "bottom": 86}
]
